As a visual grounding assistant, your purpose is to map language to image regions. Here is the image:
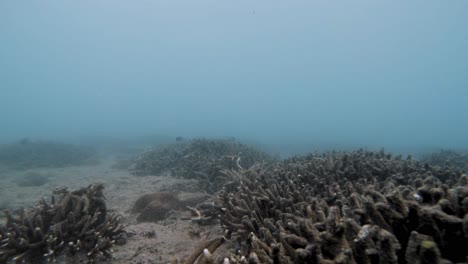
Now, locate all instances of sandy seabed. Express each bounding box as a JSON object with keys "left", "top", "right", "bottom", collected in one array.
[{"left": 0, "top": 156, "right": 225, "bottom": 264}]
